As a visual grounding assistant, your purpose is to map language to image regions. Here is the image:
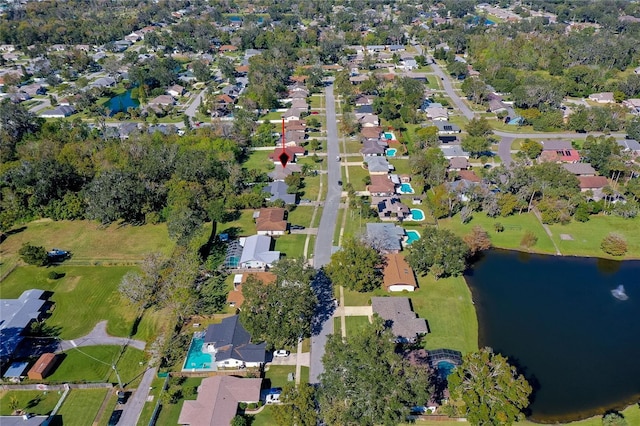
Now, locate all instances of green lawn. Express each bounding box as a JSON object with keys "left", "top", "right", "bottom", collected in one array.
[
  {"left": 251, "top": 405, "right": 277, "bottom": 426},
  {"left": 547, "top": 215, "right": 640, "bottom": 258},
  {"left": 155, "top": 377, "right": 202, "bottom": 426},
  {"left": 344, "top": 165, "right": 369, "bottom": 191},
  {"left": 300, "top": 366, "right": 309, "bottom": 384},
  {"left": 342, "top": 274, "right": 478, "bottom": 355},
  {"left": 1, "top": 220, "right": 174, "bottom": 270},
  {"left": 438, "top": 212, "right": 557, "bottom": 255},
  {"left": 264, "top": 365, "right": 296, "bottom": 388},
  {"left": 274, "top": 234, "right": 306, "bottom": 257},
  {"left": 0, "top": 265, "right": 166, "bottom": 341},
  {"left": 287, "top": 206, "right": 315, "bottom": 227},
  {"left": 137, "top": 376, "right": 167, "bottom": 426},
  {"left": 309, "top": 95, "right": 324, "bottom": 109},
  {"left": 96, "top": 393, "right": 118, "bottom": 426},
  {"left": 218, "top": 210, "right": 257, "bottom": 237},
  {"left": 46, "top": 346, "right": 146, "bottom": 385},
  {"left": 55, "top": 389, "right": 109, "bottom": 426},
  {"left": 242, "top": 151, "right": 274, "bottom": 174},
  {"left": 0, "top": 390, "right": 61, "bottom": 415},
  {"left": 344, "top": 138, "right": 364, "bottom": 154},
  {"left": 344, "top": 316, "right": 370, "bottom": 336},
  {"left": 334, "top": 317, "right": 342, "bottom": 336},
  {"left": 301, "top": 173, "right": 322, "bottom": 200},
  {"left": 389, "top": 158, "right": 412, "bottom": 175}
]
